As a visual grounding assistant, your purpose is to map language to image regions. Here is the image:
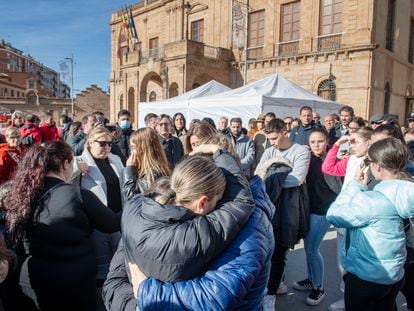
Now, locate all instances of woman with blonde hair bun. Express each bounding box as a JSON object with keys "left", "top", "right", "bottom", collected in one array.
[
  {"left": 72, "top": 126, "right": 125, "bottom": 290},
  {"left": 123, "top": 127, "right": 170, "bottom": 200},
  {"left": 120, "top": 142, "right": 254, "bottom": 284}
]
